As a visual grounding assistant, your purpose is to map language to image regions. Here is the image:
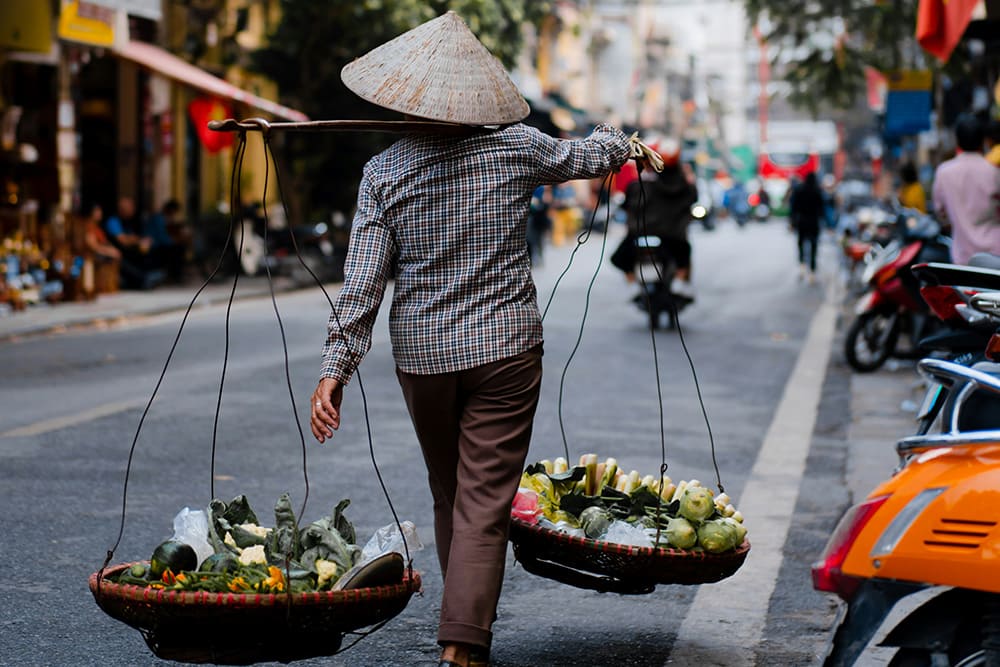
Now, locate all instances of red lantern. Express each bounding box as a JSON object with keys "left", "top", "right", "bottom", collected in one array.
[{"left": 187, "top": 97, "right": 235, "bottom": 153}]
